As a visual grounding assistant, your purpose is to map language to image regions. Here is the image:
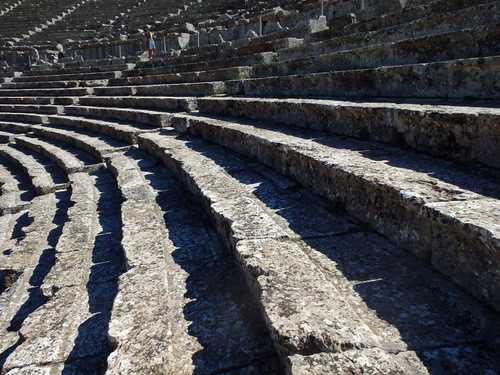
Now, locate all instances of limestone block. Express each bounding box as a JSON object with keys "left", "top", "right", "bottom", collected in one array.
[
  {"left": 236, "top": 238, "right": 381, "bottom": 355},
  {"left": 107, "top": 265, "right": 197, "bottom": 375}
]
